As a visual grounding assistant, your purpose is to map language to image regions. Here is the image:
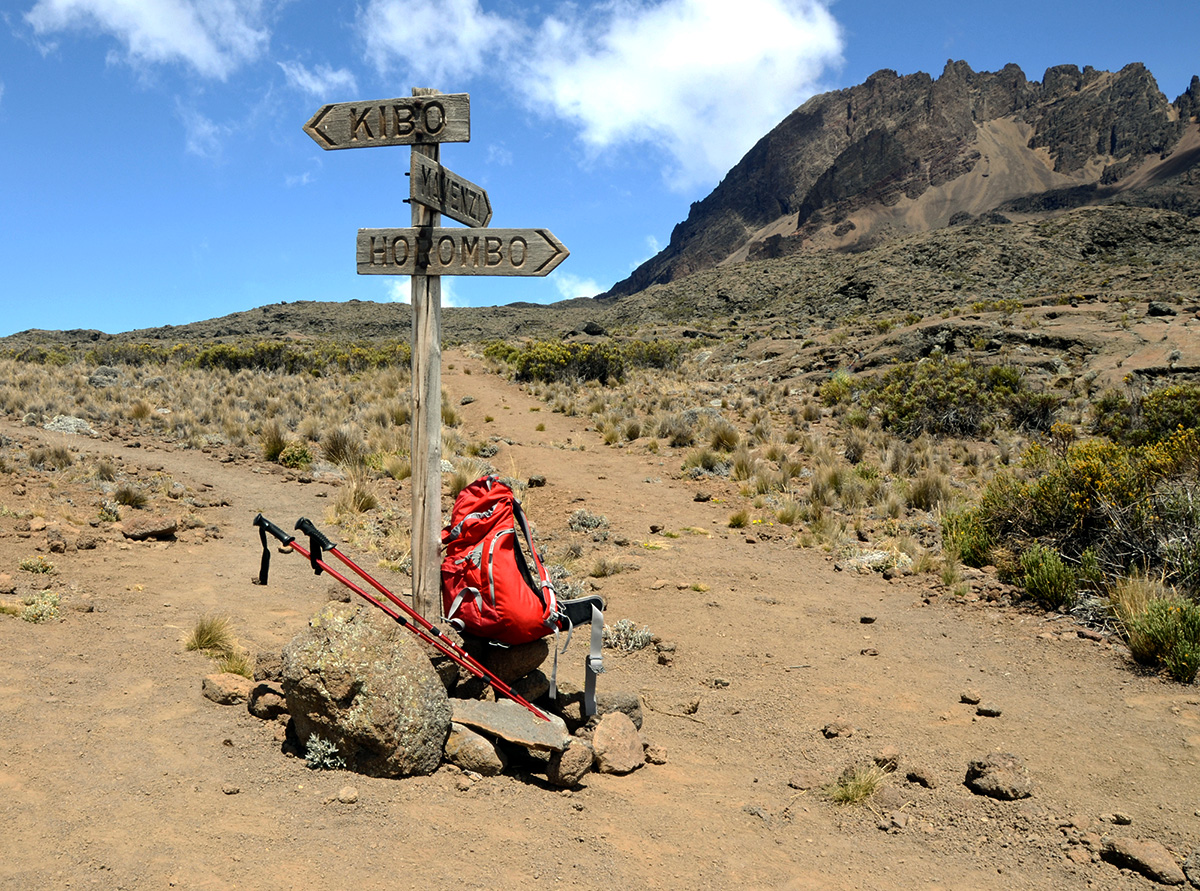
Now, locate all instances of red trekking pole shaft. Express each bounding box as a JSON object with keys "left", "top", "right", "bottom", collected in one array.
[
  {"left": 253, "top": 514, "right": 550, "bottom": 722},
  {"left": 294, "top": 517, "right": 520, "bottom": 690}
]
